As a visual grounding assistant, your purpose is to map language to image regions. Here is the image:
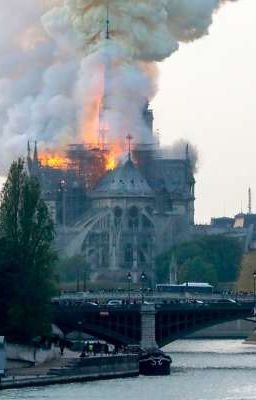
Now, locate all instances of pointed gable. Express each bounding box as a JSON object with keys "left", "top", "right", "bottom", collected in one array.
[{"left": 92, "top": 159, "right": 153, "bottom": 198}]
